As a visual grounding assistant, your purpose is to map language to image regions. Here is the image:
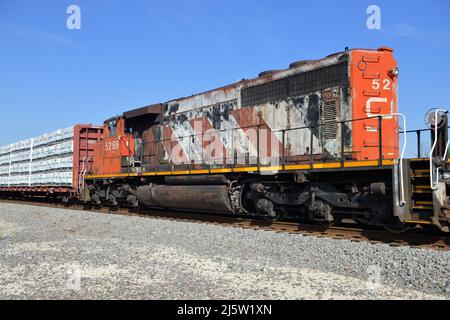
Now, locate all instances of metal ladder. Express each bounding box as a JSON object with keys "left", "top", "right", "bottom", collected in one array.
[{"left": 409, "top": 160, "right": 434, "bottom": 222}]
